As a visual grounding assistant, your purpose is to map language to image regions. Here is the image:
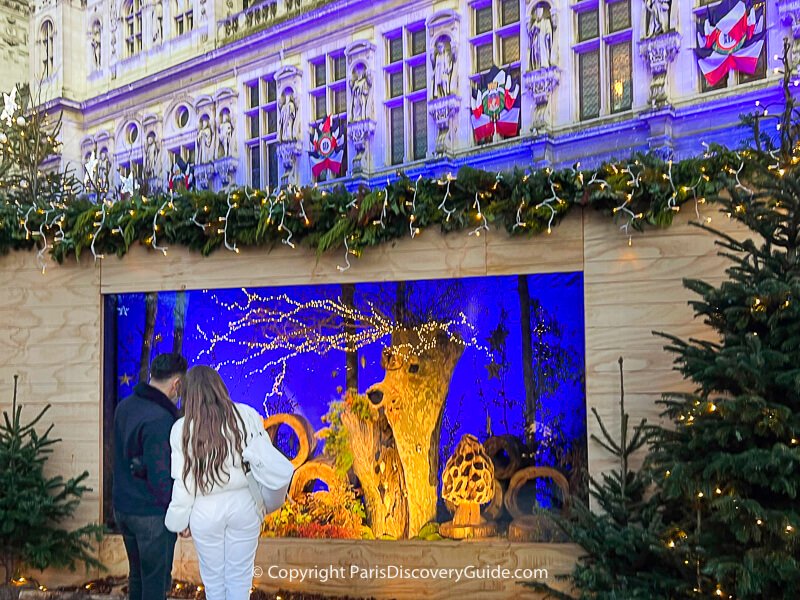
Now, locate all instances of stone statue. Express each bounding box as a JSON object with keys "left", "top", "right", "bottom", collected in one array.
[
  {"left": 196, "top": 115, "right": 214, "bottom": 164},
  {"left": 217, "top": 109, "right": 233, "bottom": 158},
  {"left": 153, "top": 1, "right": 163, "bottom": 44},
  {"left": 432, "top": 37, "right": 454, "bottom": 98},
  {"left": 349, "top": 63, "right": 372, "bottom": 122},
  {"left": 278, "top": 90, "right": 297, "bottom": 141},
  {"left": 97, "top": 148, "right": 111, "bottom": 191},
  {"left": 642, "top": 0, "right": 671, "bottom": 38},
  {"left": 91, "top": 21, "right": 102, "bottom": 69},
  {"left": 109, "top": 2, "right": 118, "bottom": 59},
  {"left": 144, "top": 131, "right": 160, "bottom": 177},
  {"left": 528, "top": 5, "right": 554, "bottom": 70}
]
